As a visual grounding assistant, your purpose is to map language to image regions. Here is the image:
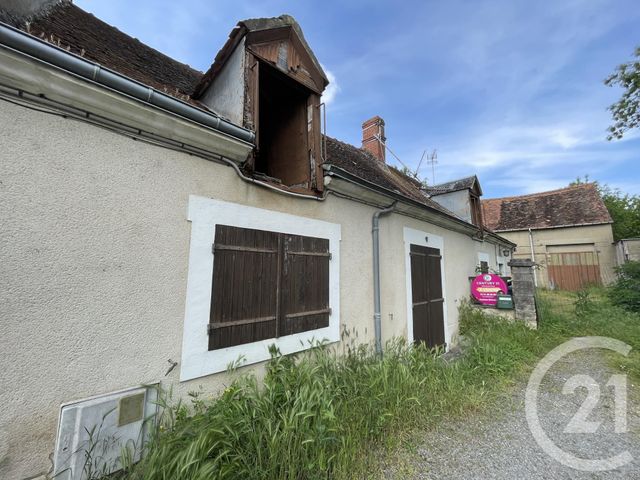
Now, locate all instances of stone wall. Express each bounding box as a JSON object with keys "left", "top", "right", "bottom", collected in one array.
[{"left": 508, "top": 258, "right": 537, "bottom": 328}]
